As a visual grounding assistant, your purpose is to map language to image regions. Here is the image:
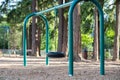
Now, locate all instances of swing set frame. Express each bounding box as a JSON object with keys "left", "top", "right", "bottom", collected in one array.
[{"left": 23, "top": 0, "right": 104, "bottom": 76}]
